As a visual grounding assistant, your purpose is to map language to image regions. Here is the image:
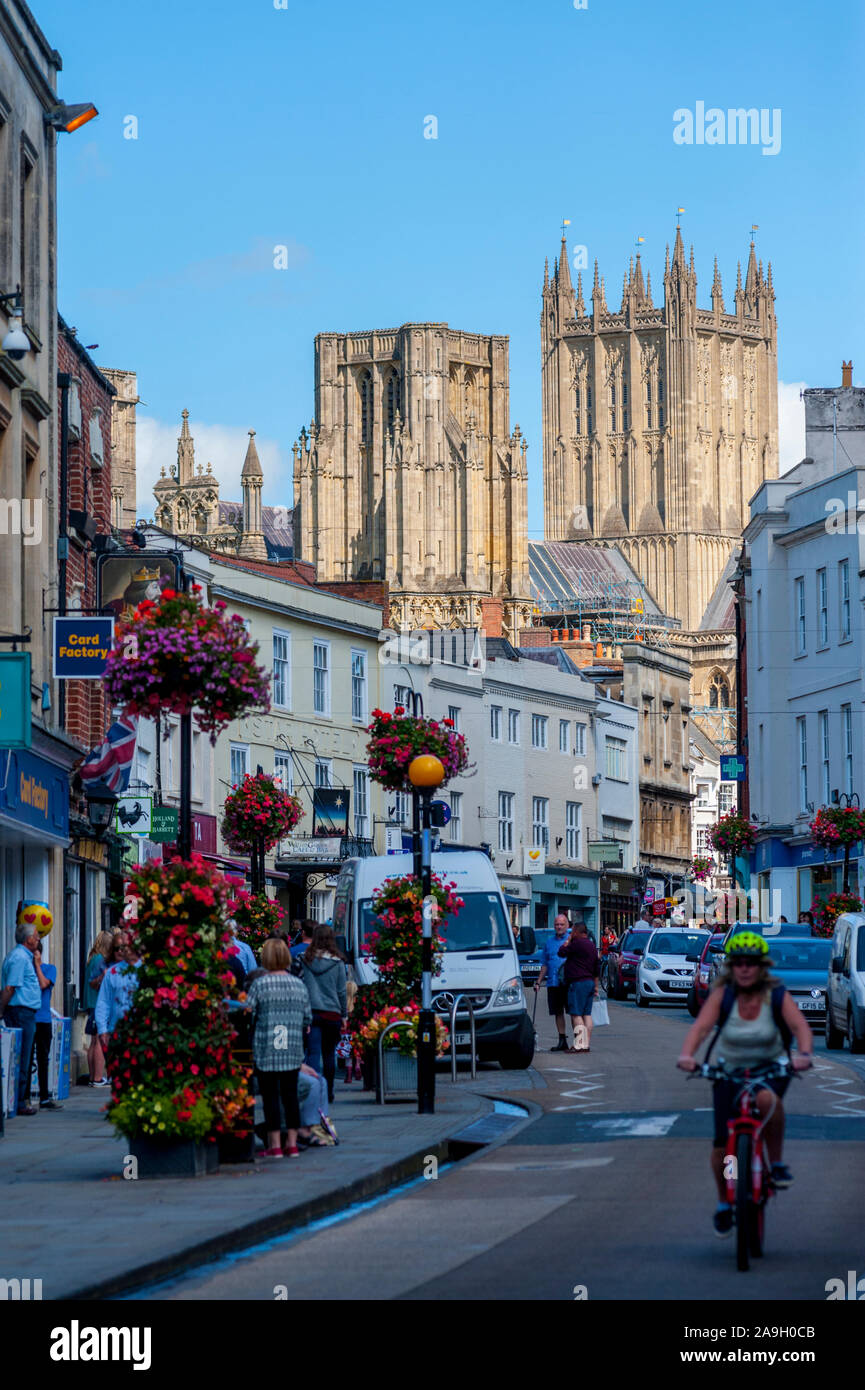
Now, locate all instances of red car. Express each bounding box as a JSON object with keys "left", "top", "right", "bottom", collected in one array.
[
  {"left": 606, "top": 926, "right": 654, "bottom": 999},
  {"left": 686, "top": 931, "right": 726, "bottom": 1016}
]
